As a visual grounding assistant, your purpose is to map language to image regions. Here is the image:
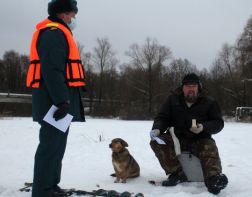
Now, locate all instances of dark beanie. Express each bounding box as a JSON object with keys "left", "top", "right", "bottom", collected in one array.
[
  {"left": 182, "top": 73, "right": 201, "bottom": 86},
  {"left": 48, "top": 0, "right": 78, "bottom": 16}
]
